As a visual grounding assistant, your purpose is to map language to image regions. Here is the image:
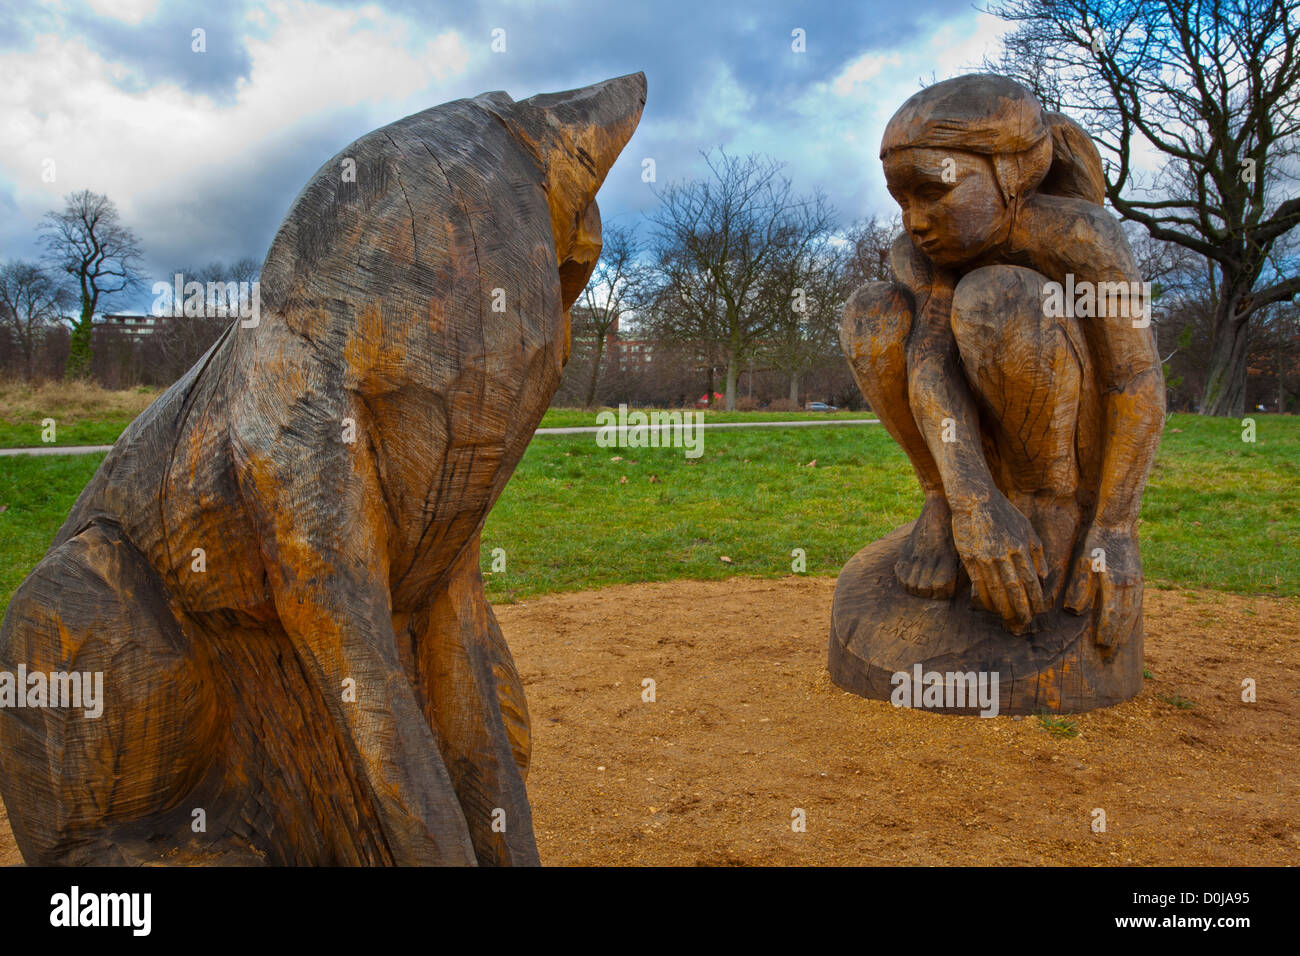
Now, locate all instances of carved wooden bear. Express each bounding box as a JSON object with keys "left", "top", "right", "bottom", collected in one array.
[{"left": 0, "top": 73, "right": 646, "bottom": 865}]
